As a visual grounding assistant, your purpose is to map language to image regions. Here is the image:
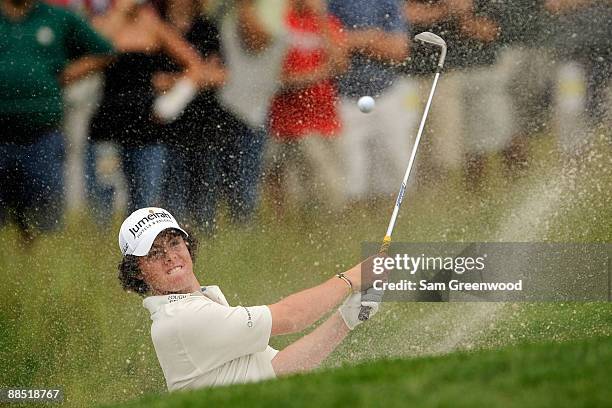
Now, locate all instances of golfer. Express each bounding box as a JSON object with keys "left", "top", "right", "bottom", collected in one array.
[{"left": 118, "top": 207, "right": 379, "bottom": 391}]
